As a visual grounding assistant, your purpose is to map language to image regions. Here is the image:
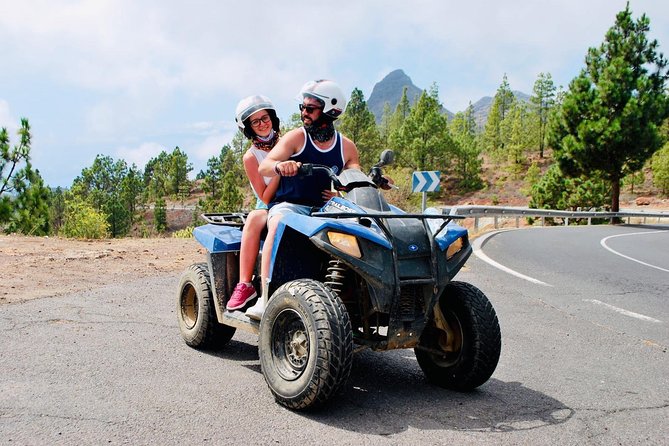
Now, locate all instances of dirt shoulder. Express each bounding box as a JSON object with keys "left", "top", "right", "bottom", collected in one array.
[{"left": 0, "top": 234, "right": 206, "bottom": 305}]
